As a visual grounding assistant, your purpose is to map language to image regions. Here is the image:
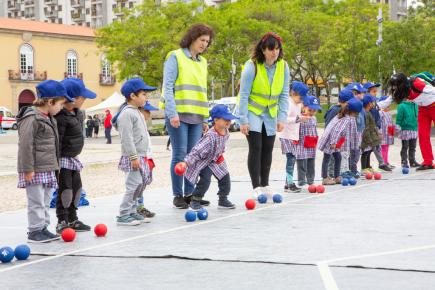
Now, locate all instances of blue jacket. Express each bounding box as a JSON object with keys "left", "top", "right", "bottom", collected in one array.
[
  {"left": 370, "top": 107, "right": 381, "bottom": 129},
  {"left": 324, "top": 105, "right": 341, "bottom": 127}
]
